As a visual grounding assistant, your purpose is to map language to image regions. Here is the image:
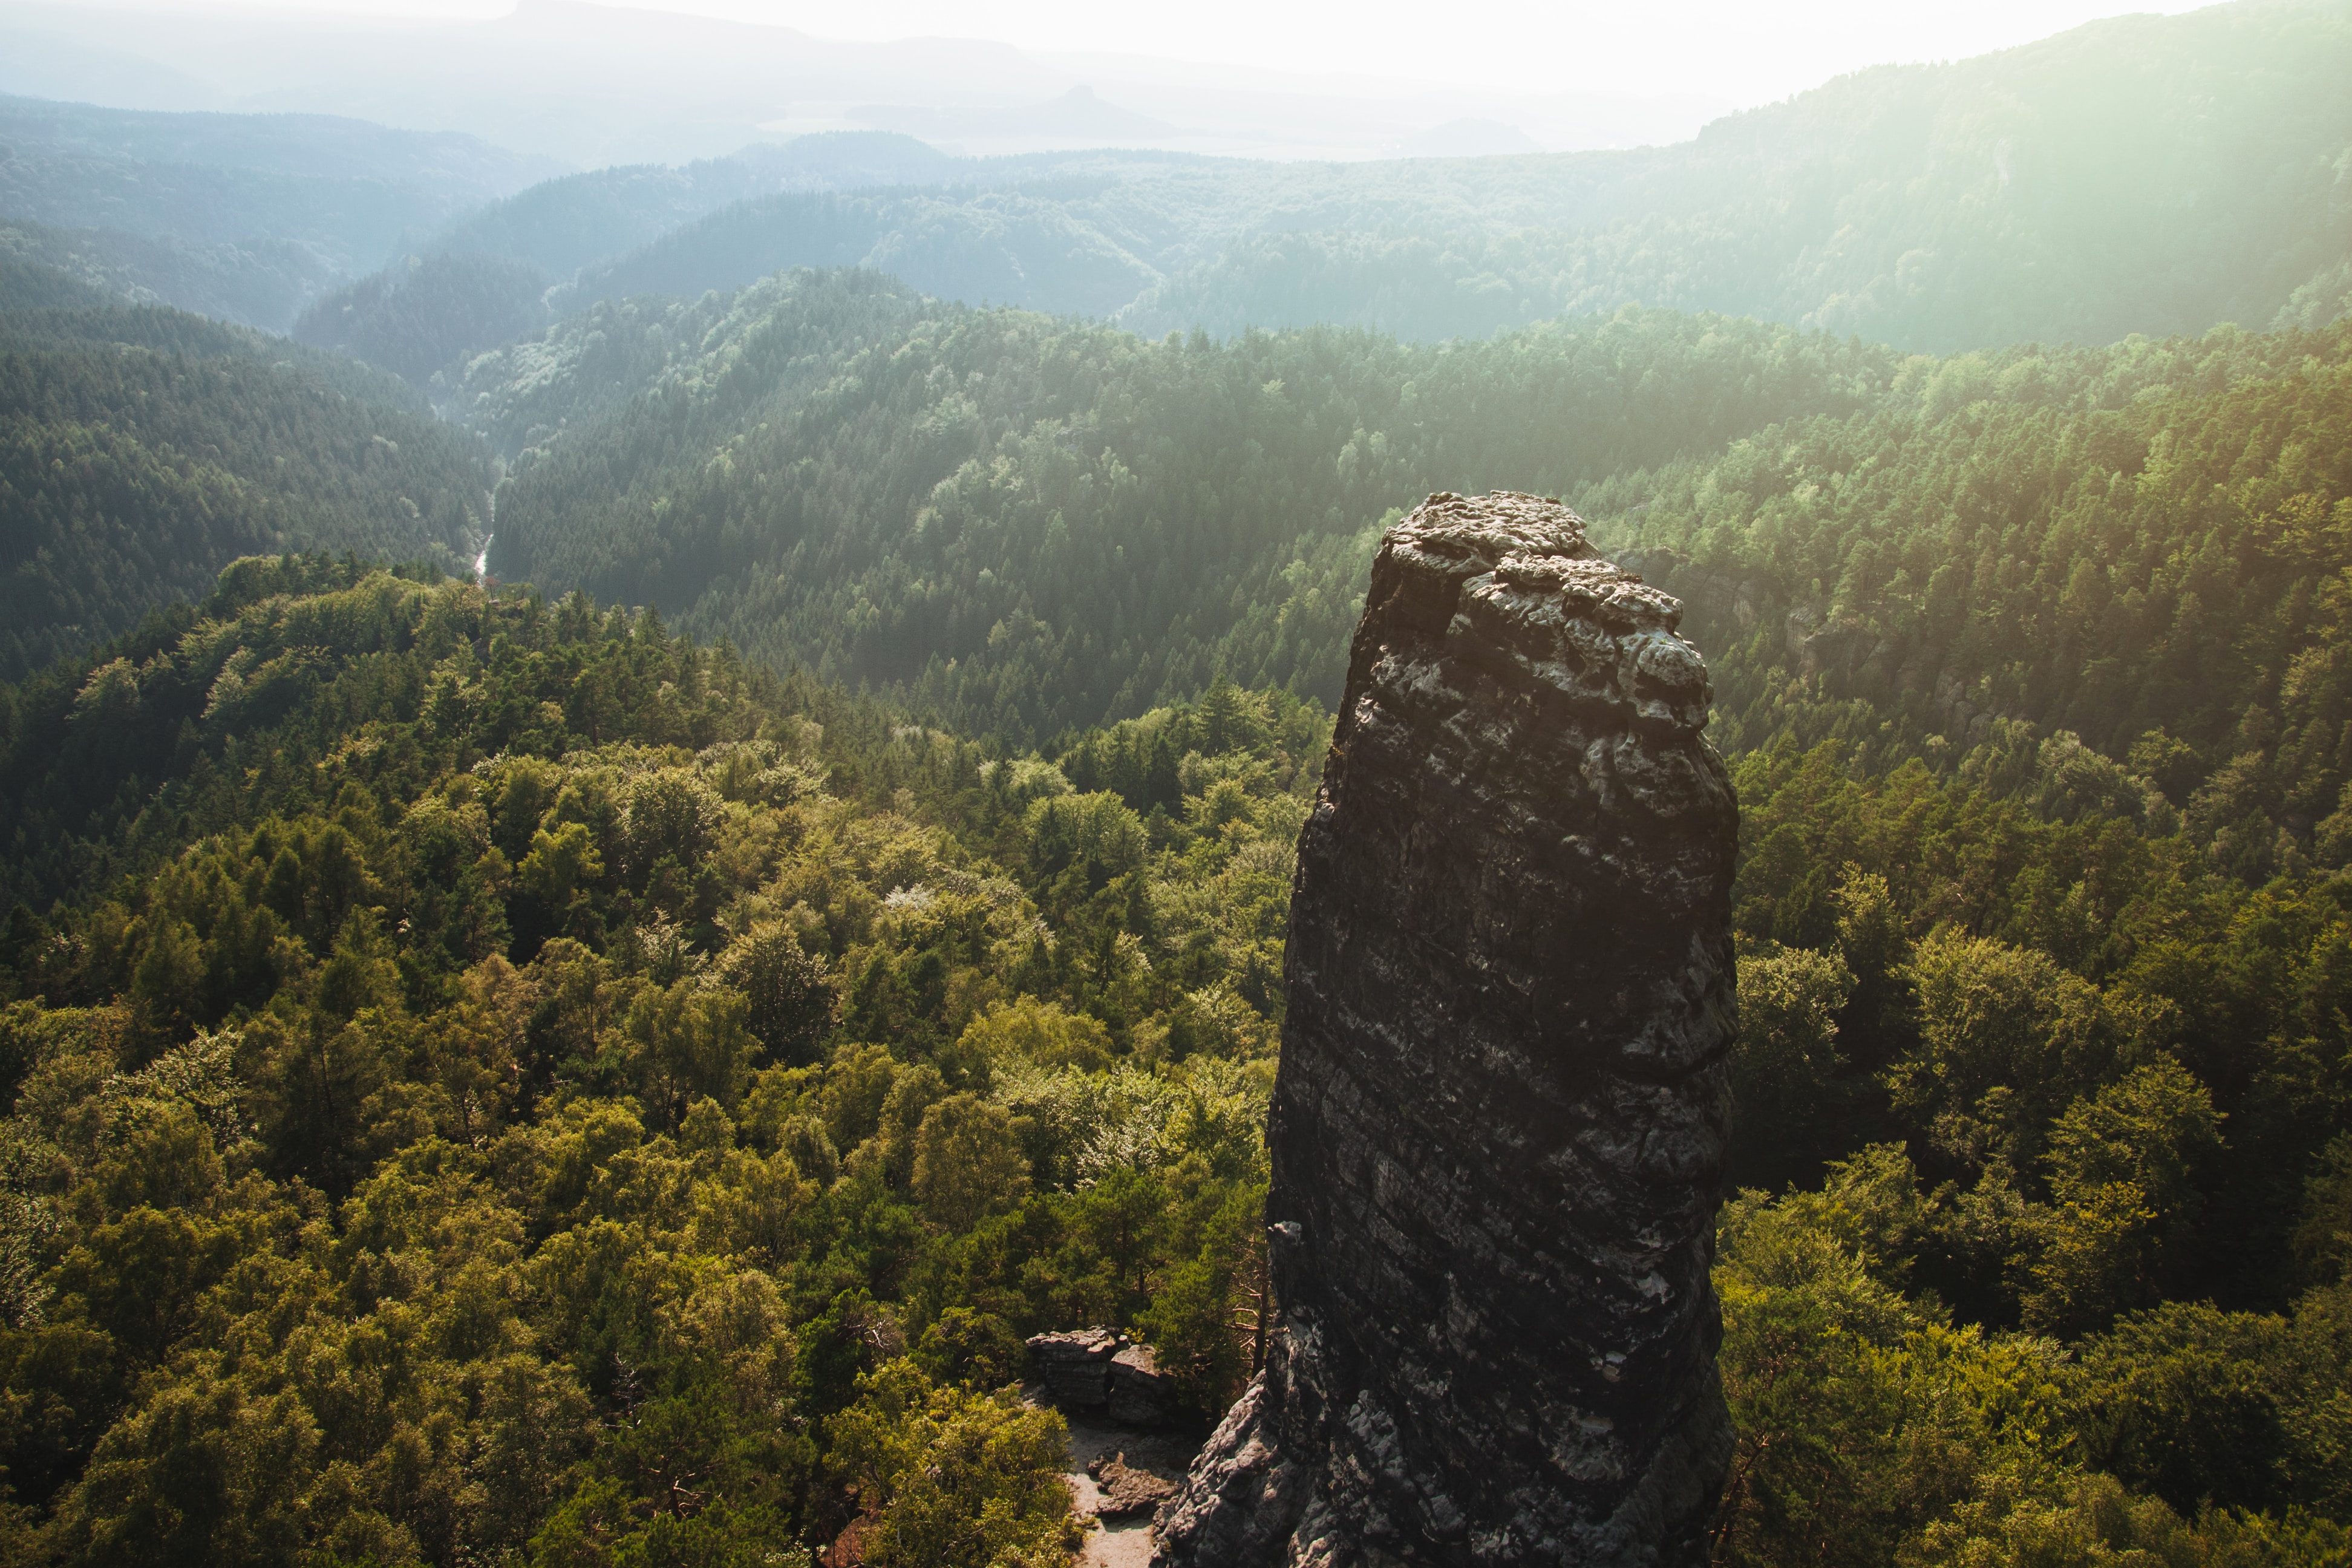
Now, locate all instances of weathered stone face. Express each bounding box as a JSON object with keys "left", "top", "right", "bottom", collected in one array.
[{"left": 1153, "top": 492, "right": 1737, "bottom": 1568}]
